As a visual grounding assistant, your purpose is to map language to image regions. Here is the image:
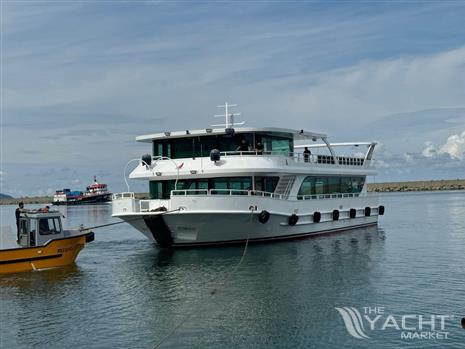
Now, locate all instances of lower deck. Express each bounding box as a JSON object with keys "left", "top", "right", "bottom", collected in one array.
[{"left": 113, "top": 191, "right": 382, "bottom": 247}]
